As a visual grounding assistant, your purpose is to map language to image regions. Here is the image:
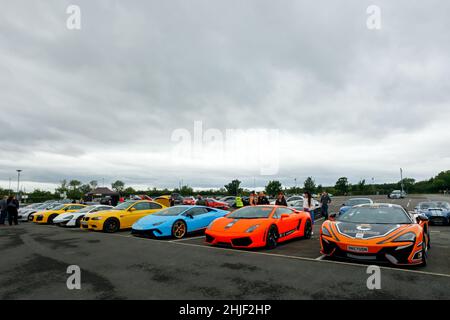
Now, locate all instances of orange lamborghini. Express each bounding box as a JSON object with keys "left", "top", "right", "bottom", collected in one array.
[
  {"left": 320, "top": 203, "right": 430, "bottom": 266},
  {"left": 205, "top": 205, "right": 312, "bottom": 249}
]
